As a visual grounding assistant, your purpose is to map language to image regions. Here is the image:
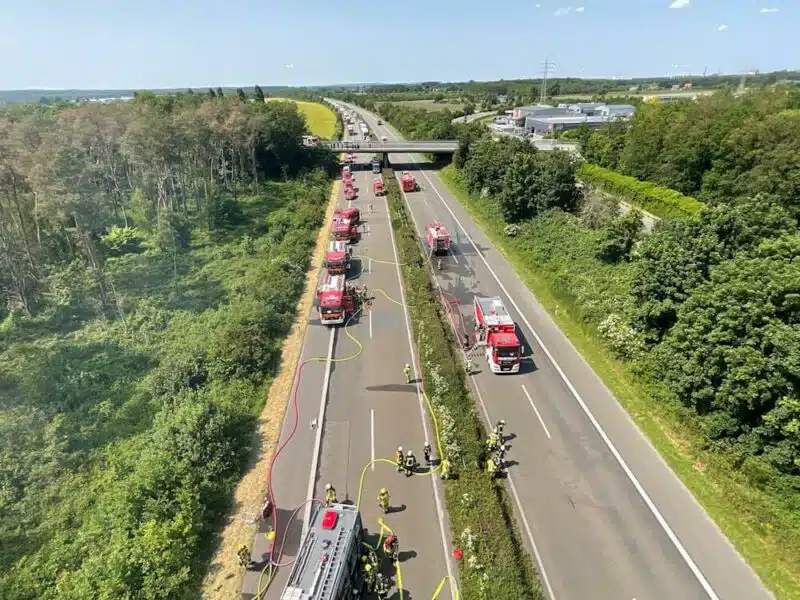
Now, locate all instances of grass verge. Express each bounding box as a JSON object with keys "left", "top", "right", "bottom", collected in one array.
[
  {"left": 438, "top": 164, "right": 800, "bottom": 599},
  {"left": 201, "top": 178, "right": 342, "bottom": 600},
  {"left": 384, "top": 169, "right": 543, "bottom": 600}
]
